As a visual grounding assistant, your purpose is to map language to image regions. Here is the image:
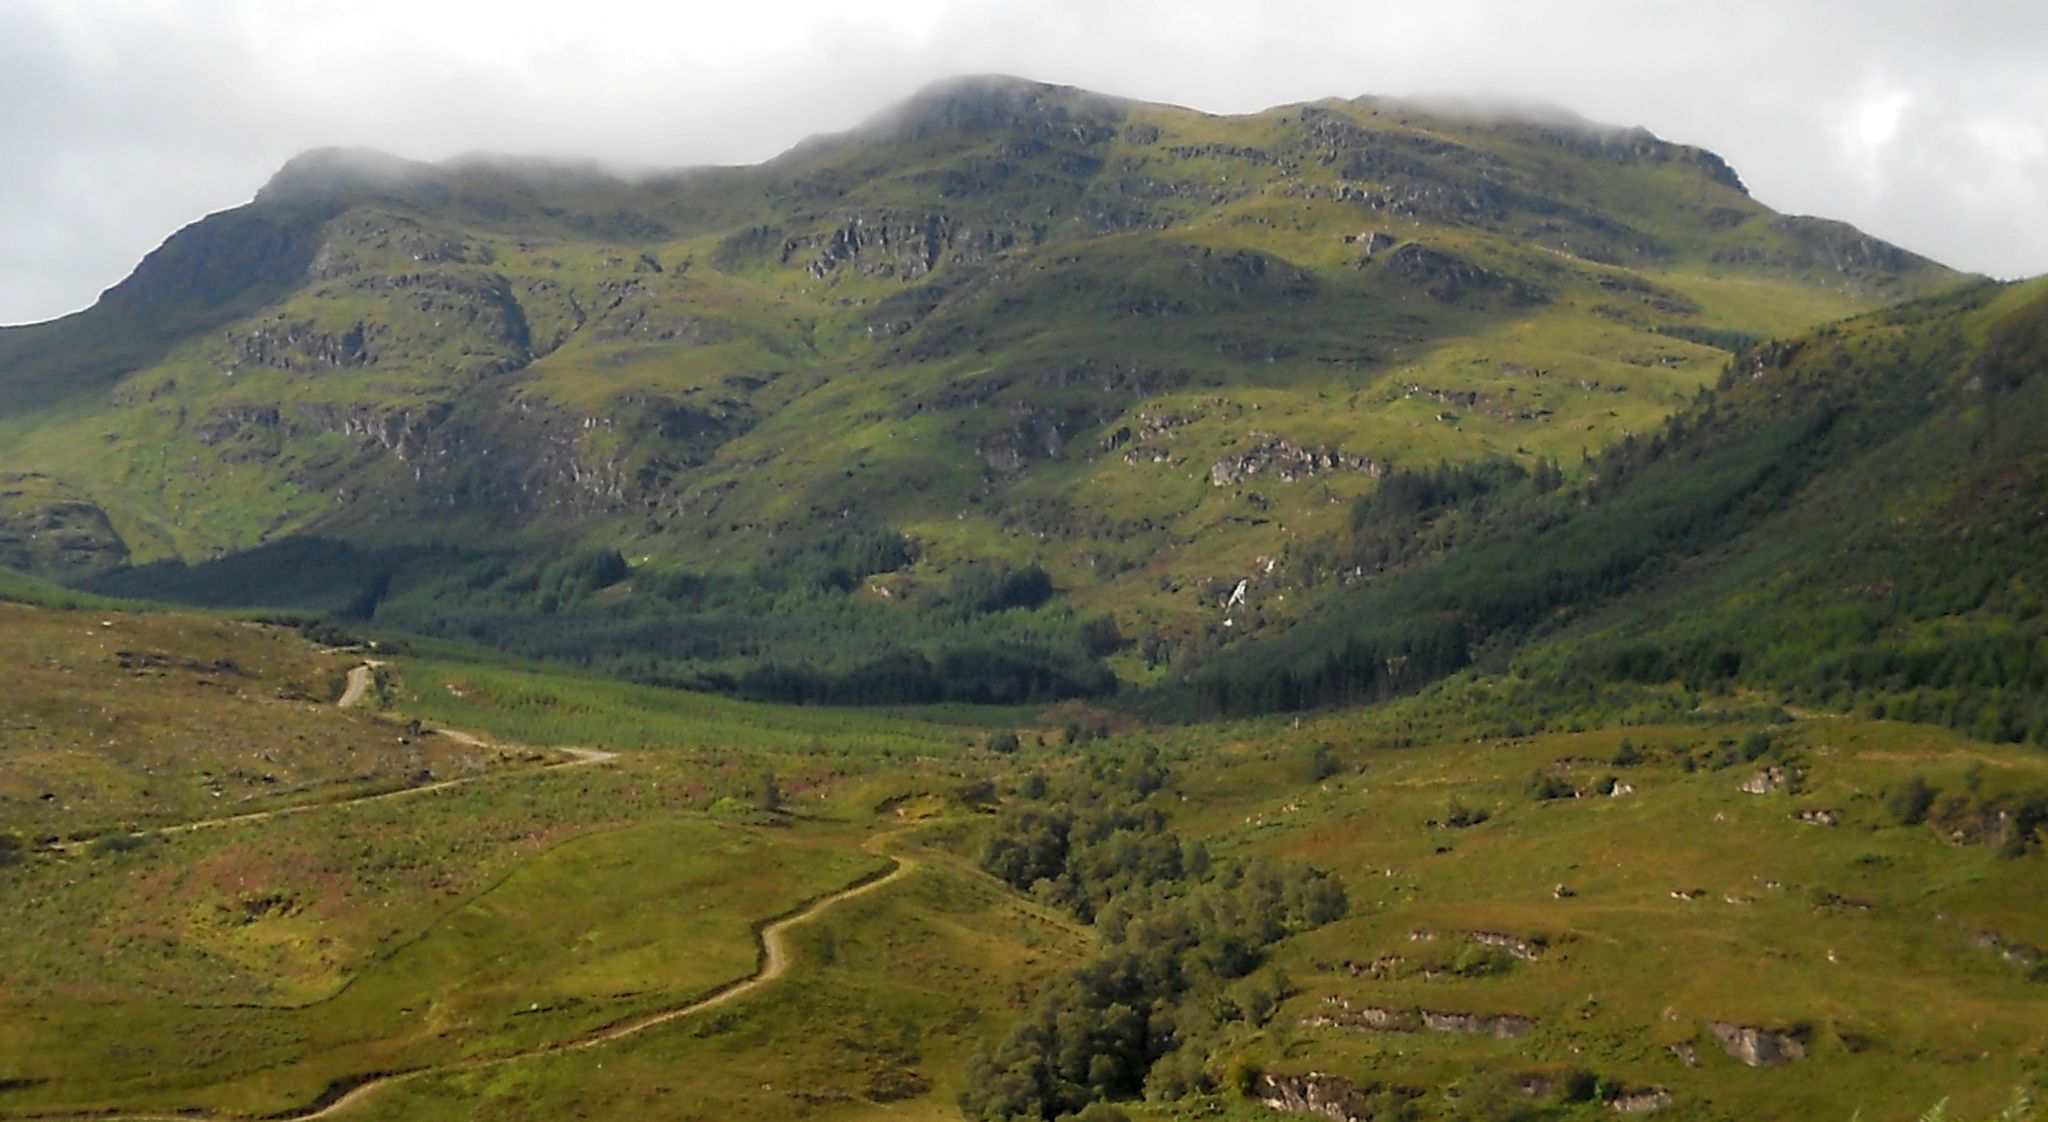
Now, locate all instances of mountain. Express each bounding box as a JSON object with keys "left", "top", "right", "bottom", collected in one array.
[
  {"left": 4, "top": 78, "right": 2046, "bottom": 1120},
  {"left": 0, "top": 76, "right": 1966, "bottom": 697}
]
